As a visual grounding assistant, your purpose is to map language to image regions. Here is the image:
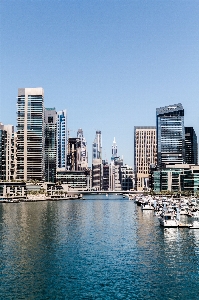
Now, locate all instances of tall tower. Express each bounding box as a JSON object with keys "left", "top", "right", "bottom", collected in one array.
[
  {"left": 185, "top": 127, "right": 198, "bottom": 165},
  {"left": 92, "top": 130, "right": 102, "bottom": 160},
  {"left": 109, "top": 137, "right": 123, "bottom": 191},
  {"left": 57, "top": 110, "right": 67, "bottom": 170},
  {"left": 77, "top": 129, "right": 88, "bottom": 170},
  {"left": 111, "top": 137, "right": 117, "bottom": 159},
  {"left": 134, "top": 126, "right": 157, "bottom": 191},
  {"left": 92, "top": 131, "right": 102, "bottom": 190},
  {"left": 44, "top": 108, "right": 57, "bottom": 182},
  {"left": 156, "top": 103, "right": 185, "bottom": 168},
  {"left": 17, "top": 88, "right": 45, "bottom": 181}
]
